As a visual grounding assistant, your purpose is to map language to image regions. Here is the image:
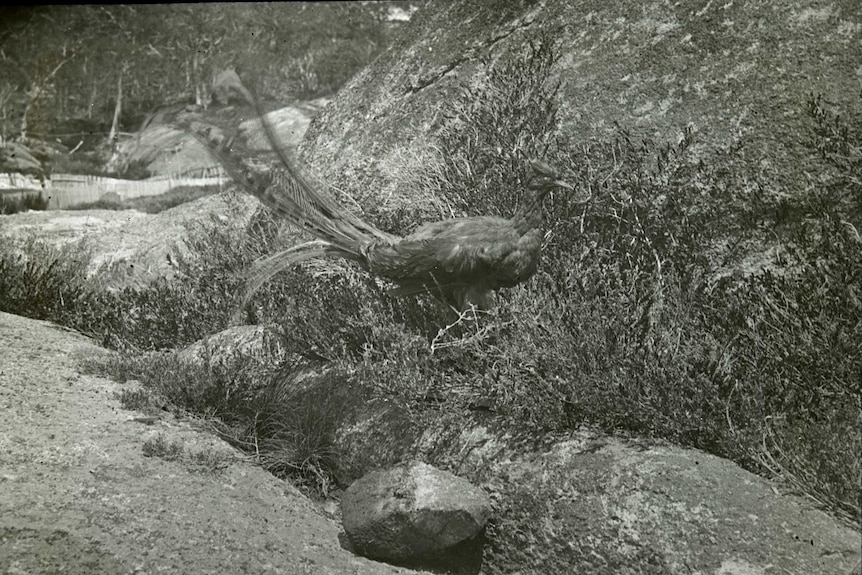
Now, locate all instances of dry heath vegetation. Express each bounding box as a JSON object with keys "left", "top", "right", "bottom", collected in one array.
[{"left": 1, "top": 41, "right": 859, "bottom": 526}]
